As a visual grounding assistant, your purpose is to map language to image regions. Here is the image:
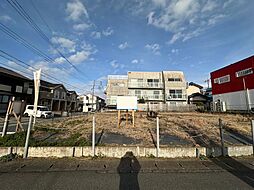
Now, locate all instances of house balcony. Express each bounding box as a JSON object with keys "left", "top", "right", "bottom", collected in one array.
[
  {"left": 39, "top": 91, "right": 53, "bottom": 99},
  {"left": 128, "top": 82, "right": 163, "bottom": 89},
  {"left": 136, "top": 95, "right": 164, "bottom": 101}
]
